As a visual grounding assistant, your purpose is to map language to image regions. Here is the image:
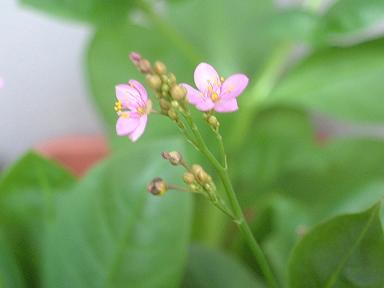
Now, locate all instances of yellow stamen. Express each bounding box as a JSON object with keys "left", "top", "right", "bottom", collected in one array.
[
  {"left": 211, "top": 92, "right": 219, "bottom": 102},
  {"left": 220, "top": 76, "right": 225, "bottom": 83}
]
